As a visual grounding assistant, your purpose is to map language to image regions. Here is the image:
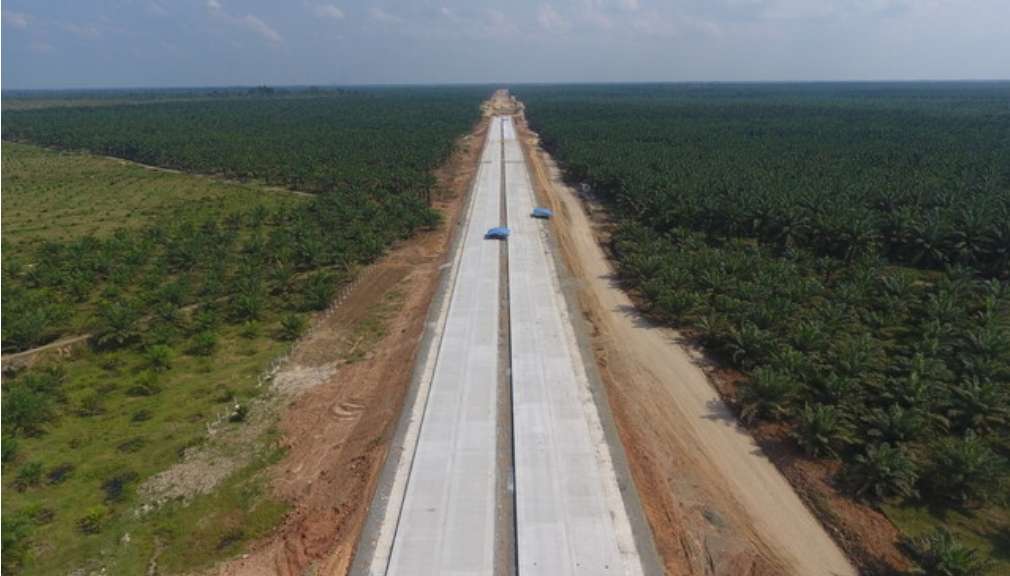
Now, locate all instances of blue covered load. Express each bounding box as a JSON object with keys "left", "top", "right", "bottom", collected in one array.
[
  {"left": 485, "top": 226, "right": 511, "bottom": 240},
  {"left": 531, "top": 207, "right": 554, "bottom": 219}
]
